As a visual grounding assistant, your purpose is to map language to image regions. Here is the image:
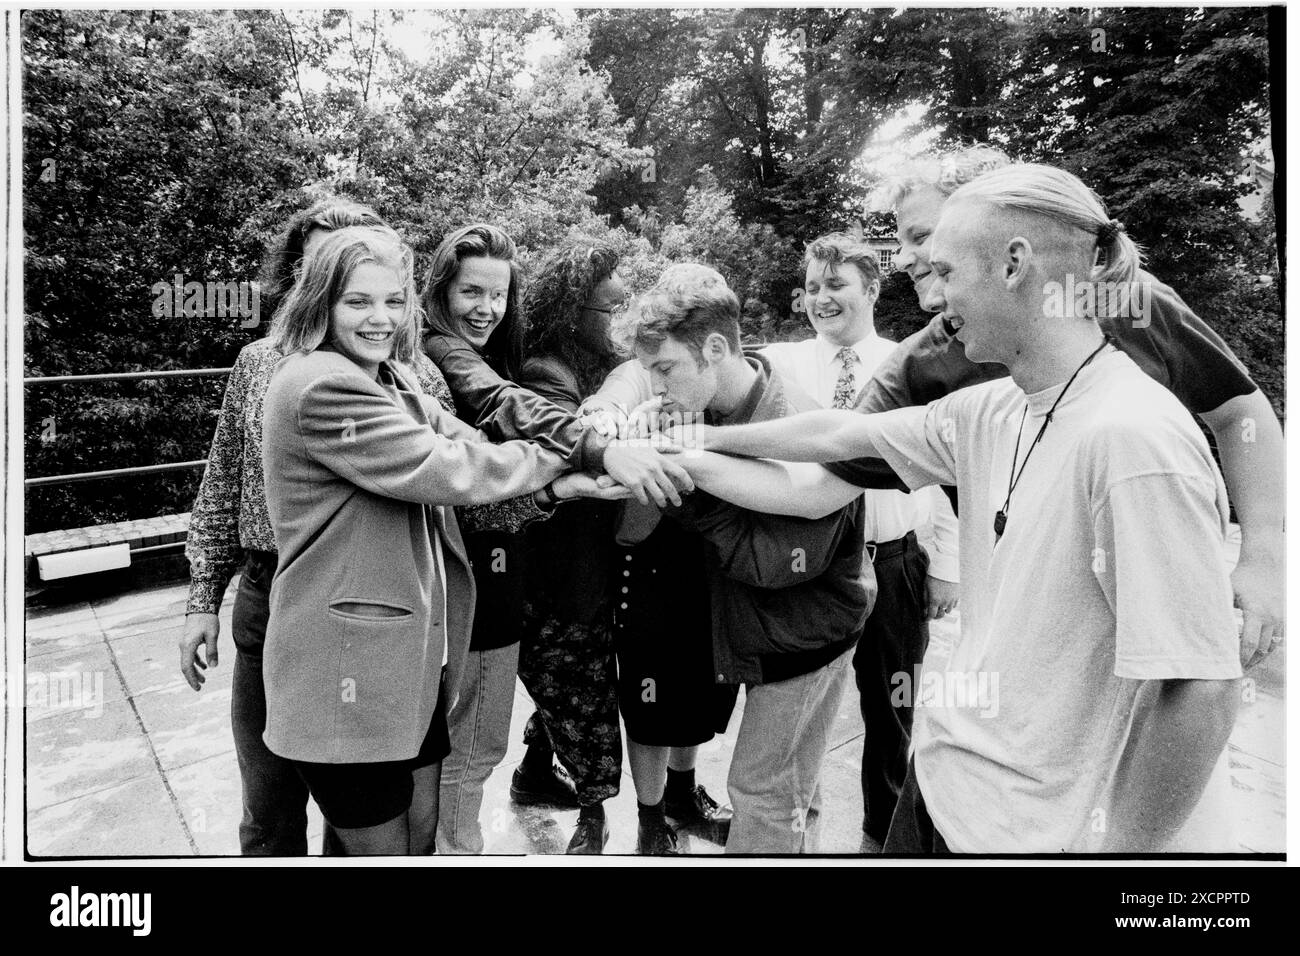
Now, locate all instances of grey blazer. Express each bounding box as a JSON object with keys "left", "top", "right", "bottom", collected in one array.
[{"left": 260, "top": 349, "right": 563, "bottom": 763}]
